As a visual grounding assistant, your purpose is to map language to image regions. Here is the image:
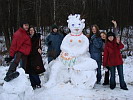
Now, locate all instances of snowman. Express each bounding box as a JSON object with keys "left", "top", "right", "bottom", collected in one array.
[{"left": 45, "top": 14, "right": 98, "bottom": 89}]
